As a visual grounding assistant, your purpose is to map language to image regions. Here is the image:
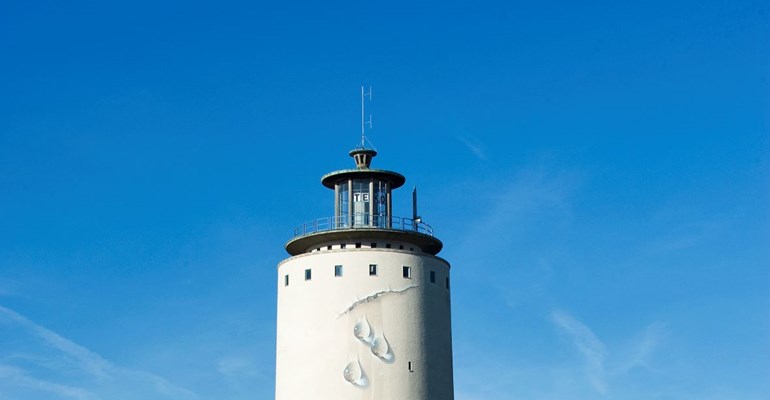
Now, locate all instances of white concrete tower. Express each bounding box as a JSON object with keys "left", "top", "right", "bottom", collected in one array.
[{"left": 275, "top": 147, "right": 454, "bottom": 399}]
